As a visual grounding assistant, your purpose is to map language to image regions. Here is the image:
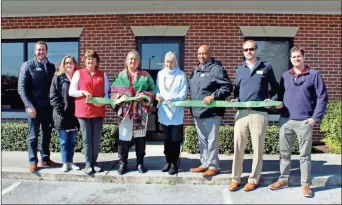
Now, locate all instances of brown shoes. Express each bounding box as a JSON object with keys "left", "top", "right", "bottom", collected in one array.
[
  {"left": 269, "top": 181, "right": 313, "bottom": 197},
  {"left": 228, "top": 181, "right": 257, "bottom": 192},
  {"left": 302, "top": 184, "right": 313, "bottom": 197},
  {"left": 41, "top": 160, "right": 61, "bottom": 167},
  {"left": 202, "top": 169, "right": 218, "bottom": 177},
  {"left": 190, "top": 167, "right": 217, "bottom": 177},
  {"left": 29, "top": 163, "right": 38, "bottom": 172},
  {"left": 190, "top": 166, "right": 208, "bottom": 172},
  {"left": 243, "top": 182, "right": 257, "bottom": 192},
  {"left": 269, "top": 180, "right": 289, "bottom": 190},
  {"left": 228, "top": 181, "right": 240, "bottom": 191}
]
